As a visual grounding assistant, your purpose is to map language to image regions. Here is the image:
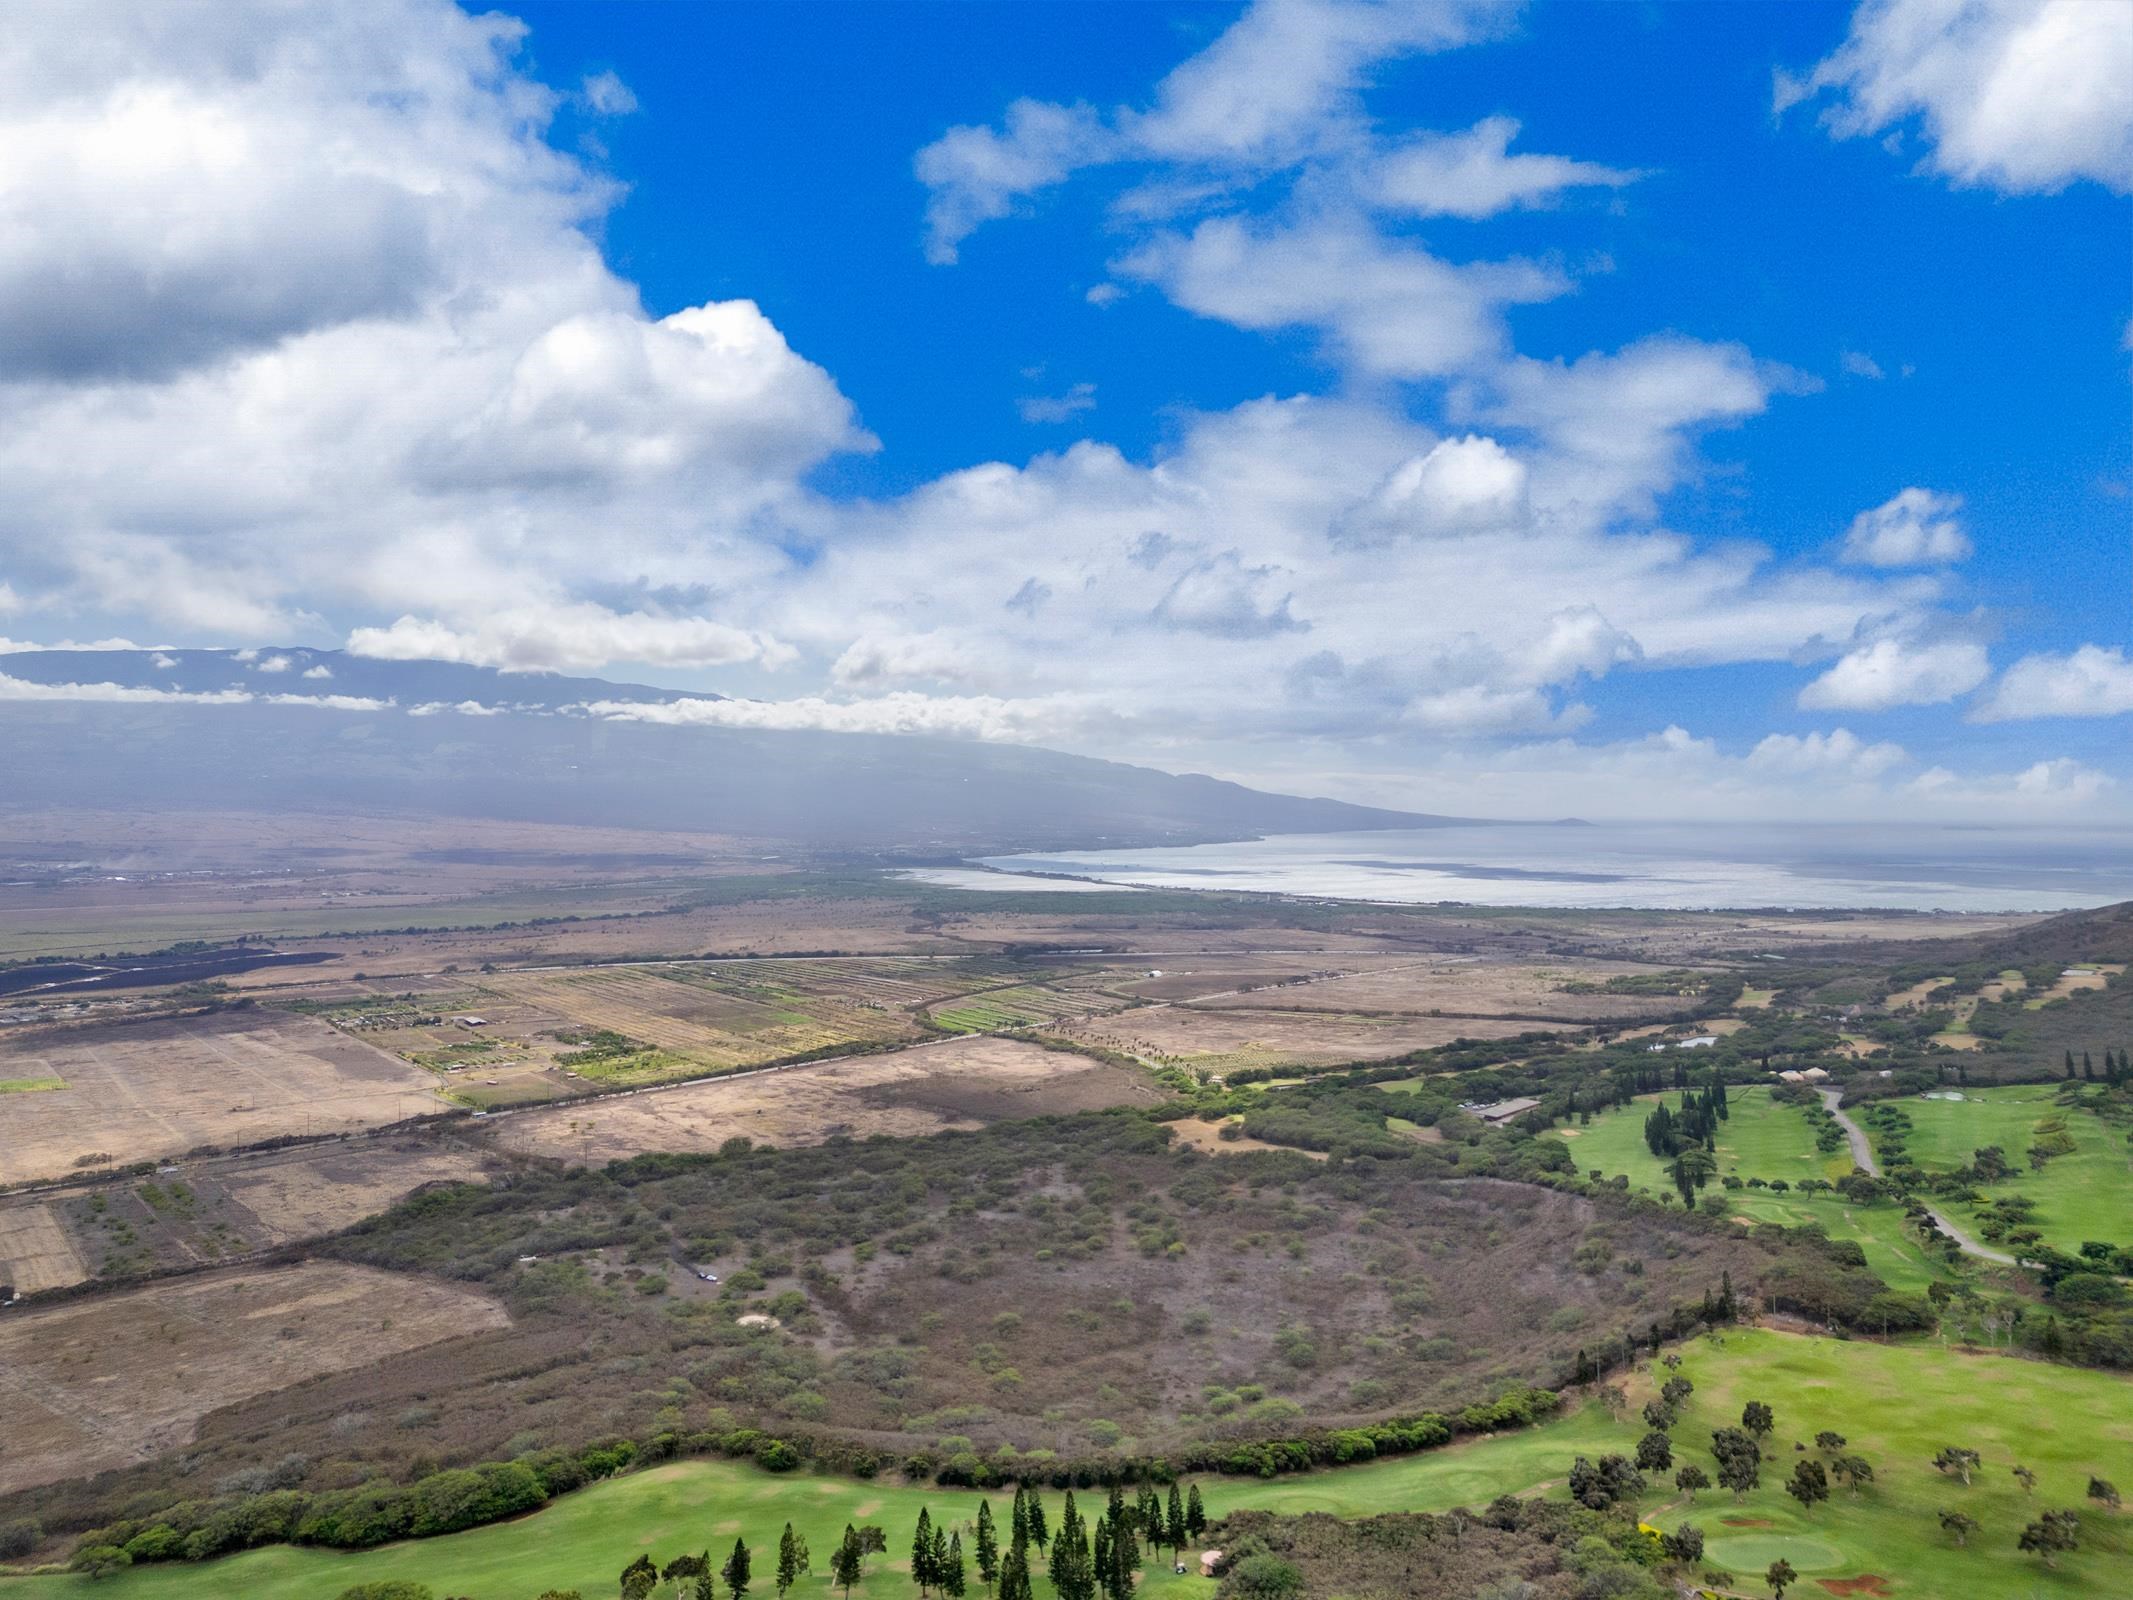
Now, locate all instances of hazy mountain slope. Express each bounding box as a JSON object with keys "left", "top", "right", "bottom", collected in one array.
[
  {"left": 1980, "top": 899, "right": 2133, "bottom": 966},
  {"left": 0, "top": 649, "right": 1461, "bottom": 851}
]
